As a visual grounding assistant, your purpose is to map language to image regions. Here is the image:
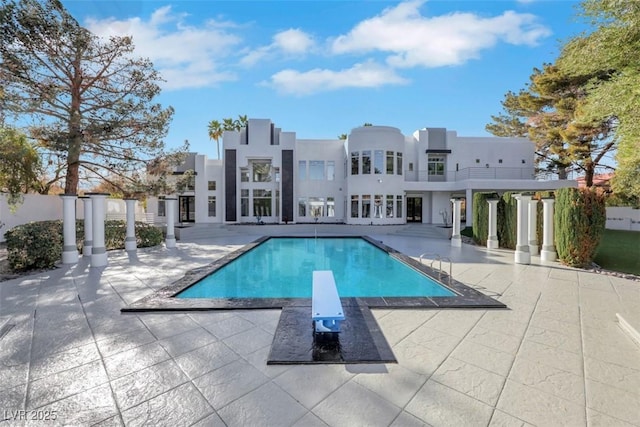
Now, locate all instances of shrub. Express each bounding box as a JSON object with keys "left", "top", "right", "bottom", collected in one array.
[
  {"left": 472, "top": 192, "right": 494, "bottom": 246},
  {"left": 554, "top": 187, "right": 606, "bottom": 267},
  {"left": 5, "top": 220, "right": 64, "bottom": 271},
  {"left": 497, "top": 192, "right": 518, "bottom": 249},
  {"left": 6, "top": 219, "right": 163, "bottom": 272}
]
